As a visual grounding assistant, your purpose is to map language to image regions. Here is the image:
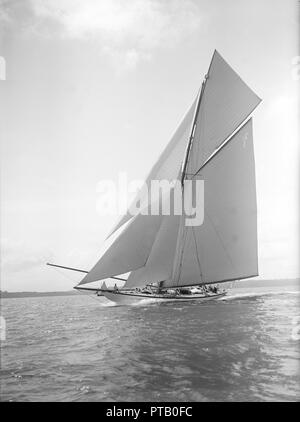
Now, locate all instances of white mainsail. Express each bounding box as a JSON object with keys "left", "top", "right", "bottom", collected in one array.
[
  {"left": 77, "top": 50, "right": 261, "bottom": 289},
  {"left": 166, "top": 118, "right": 258, "bottom": 288}
]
